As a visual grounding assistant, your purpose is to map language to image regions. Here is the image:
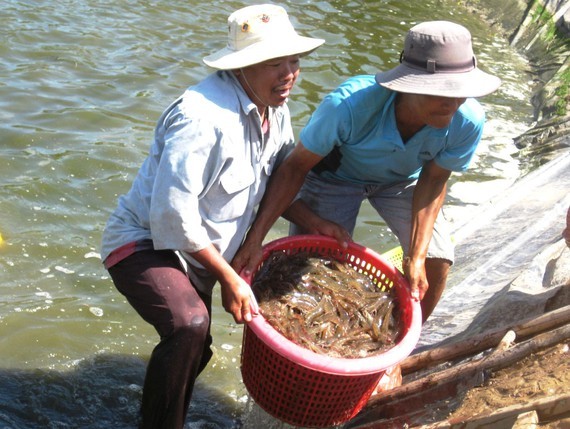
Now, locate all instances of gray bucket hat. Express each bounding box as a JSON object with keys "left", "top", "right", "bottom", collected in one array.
[
  {"left": 375, "top": 21, "right": 501, "bottom": 98},
  {"left": 203, "top": 4, "right": 324, "bottom": 70}
]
